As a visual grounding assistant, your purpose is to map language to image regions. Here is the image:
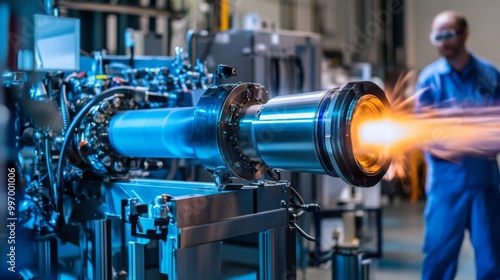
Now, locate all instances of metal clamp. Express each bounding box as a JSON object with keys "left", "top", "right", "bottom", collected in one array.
[{"left": 213, "top": 64, "right": 237, "bottom": 85}]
